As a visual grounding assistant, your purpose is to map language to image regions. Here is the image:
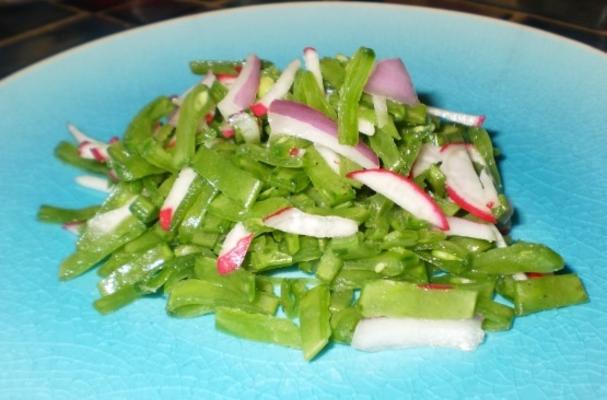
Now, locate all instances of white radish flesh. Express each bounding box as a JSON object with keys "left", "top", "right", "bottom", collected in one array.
[
  {"left": 427, "top": 106, "right": 485, "bottom": 127},
  {"left": 217, "top": 222, "right": 254, "bottom": 275},
  {"left": 445, "top": 216, "right": 496, "bottom": 242},
  {"left": 263, "top": 207, "right": 358, "bottom": 238},
  {"left": 303, "top": 47, "right": 324, "bottom": 92},
  {"left": 159, "top": 168, "right": 198, "bottom": 230},
  {"left": 75, "top": 175, "right": 112, "bottom": 193},
  {"left": 351, "top": 317, "right": 485, "bottom": 352},
  {"left": 411, "top": 144, "right": 442, "bottom": 178}
]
